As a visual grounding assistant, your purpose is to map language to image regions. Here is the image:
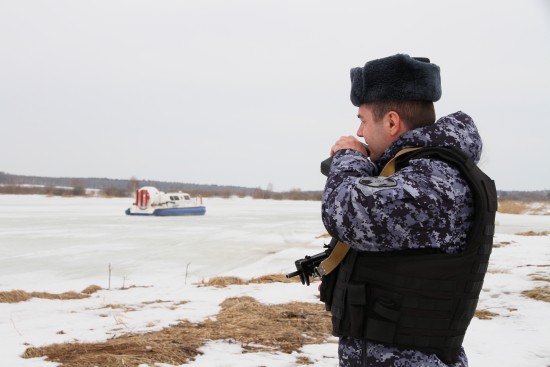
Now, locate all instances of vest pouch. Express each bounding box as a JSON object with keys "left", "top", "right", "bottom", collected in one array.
[
  {"left": 365, "top": 286, "right": 403, "bottom": 345},
  {"left": 346, "top": 282, "right": 368, "bottom": 336},
  {"left": 320, "top": 268, "right": 339, "bottom": 310}
]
